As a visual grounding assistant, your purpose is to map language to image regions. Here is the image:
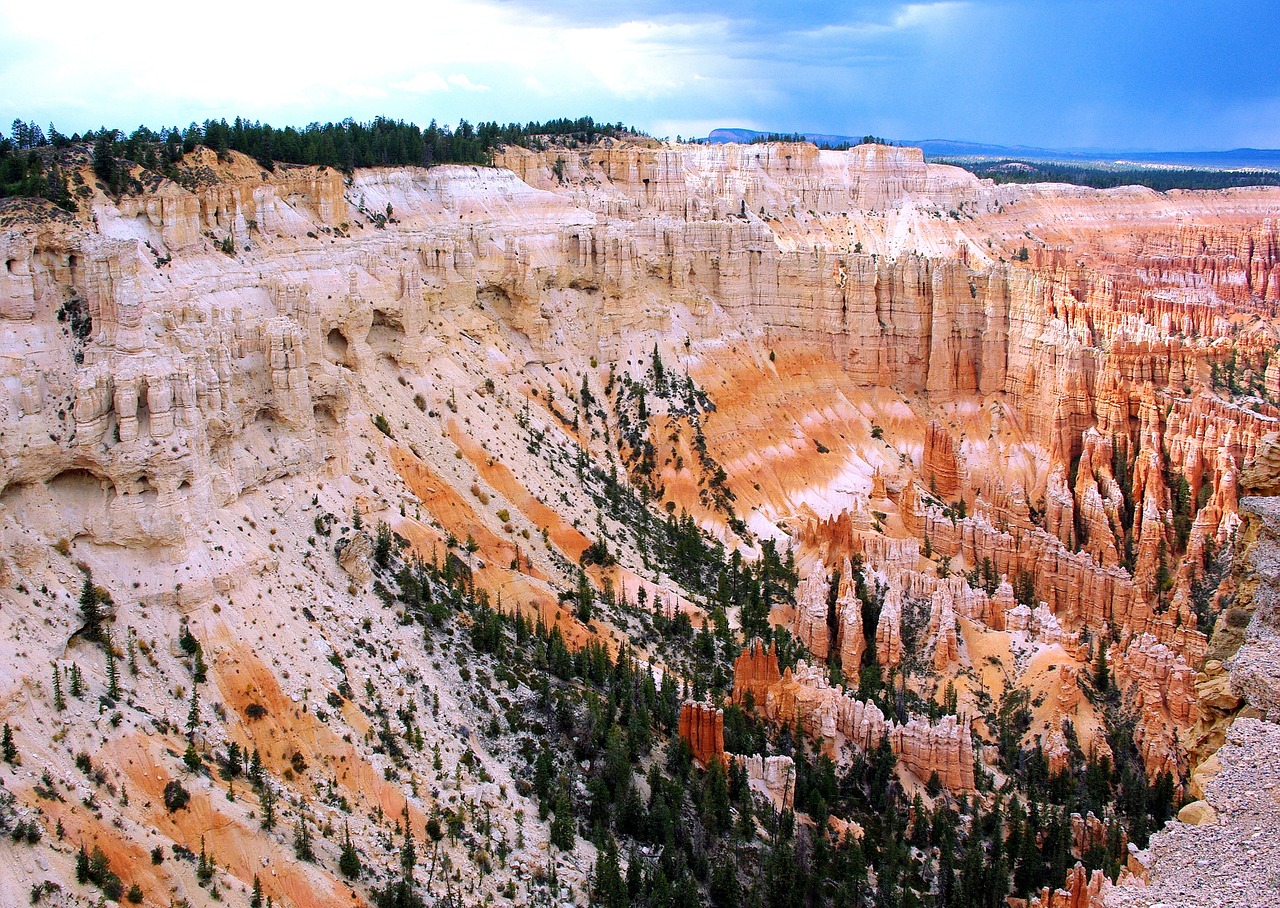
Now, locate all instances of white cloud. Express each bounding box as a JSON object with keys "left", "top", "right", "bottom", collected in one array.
[
  {"left": 393, "top": 73, "right": 452, "bottom": 94},
  {"left": 446, "top": 74, "right": 491, "bottom": 92},
  {"left": 794, "top": 2, "right": 968, "bottom": 43},
  {"left": 0, "top": 0, "right": 740, "bottom": 129},
  {"left": 892, "top": 2, "right": 968, "bottom": 29}
]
